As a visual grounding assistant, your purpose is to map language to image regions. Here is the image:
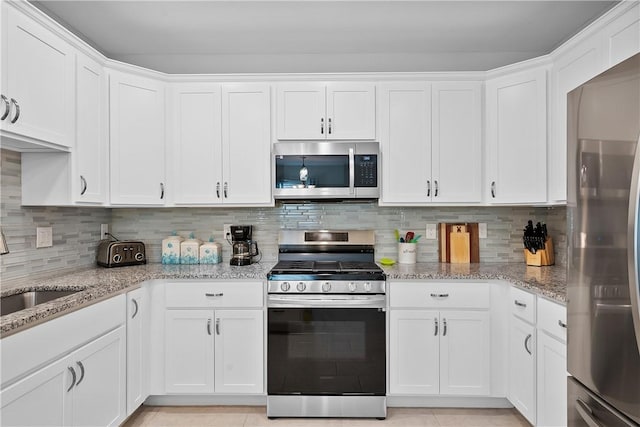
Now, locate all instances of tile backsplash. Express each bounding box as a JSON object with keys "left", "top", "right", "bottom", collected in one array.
[{"left": 1, "top": 148, "right": 566, "bottom": 283}]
